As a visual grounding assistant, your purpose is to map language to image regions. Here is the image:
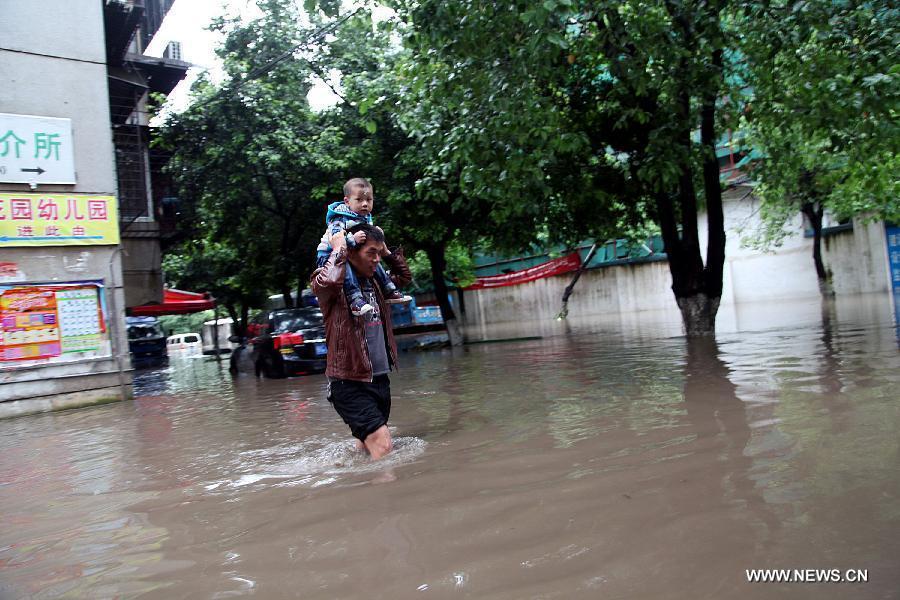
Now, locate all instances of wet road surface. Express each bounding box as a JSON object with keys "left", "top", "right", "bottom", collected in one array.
[{"left": 1, "top": 296, "right": 898, "bottom": 598}]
